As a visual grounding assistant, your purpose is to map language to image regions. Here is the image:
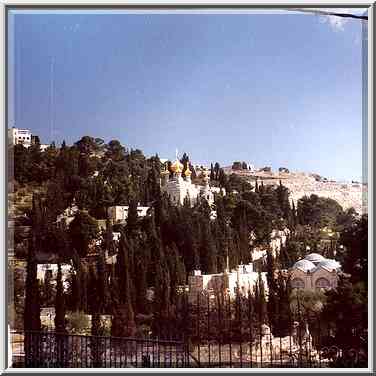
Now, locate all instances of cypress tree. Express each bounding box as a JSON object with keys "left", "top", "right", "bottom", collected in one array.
[
  {"left": 87, "top": 263, "right": 98, "bottom": 314},
  {"left": 275, "top": 271, "right": 292, "bottom": 337},
  {"left": 127, "top": 196, "right": 138, "bottom": 236},
  {"left": 218, "top": 168, "right": 227, "bottom": 189},
  {"left": 199, "top": 217, "right": 217, "bottom": 274},
  {"left": 291, "top": 200, "right": 297, "bottom": 228},
  {"left": 42, "top": 269, "right": 54, "bottom": 307},
  {"left": 54, "top": 263, "right": 66, "bottom": 333},
  {"left": 97, "top": 246, "right": 110, "bottom": 314},
  {"left": 112, "top": 230, "right": 136, "bottom": 337},
  {"left": 210, "top": 163, "right": 215, "bottom": 181},
  {"left": 79, "top": 262, "right": 88, "bottom": 313},
  {"left": 135, "top": 255, "right": 148, "bottom": 314},
  {"left": 214, "top": 162, "right": 220, "bottom": 180},
  {"left": 24, "top": 241, "right": 41, "bottom": 332},
  {"left": 254, "top": 272, "right": 267, "bottom": 325},
  {"left": 153, "top": 259, "right": 171, "bottom": 338},
  {"left": 24, "top": 195, "right": 41, "bottom": 333}
]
